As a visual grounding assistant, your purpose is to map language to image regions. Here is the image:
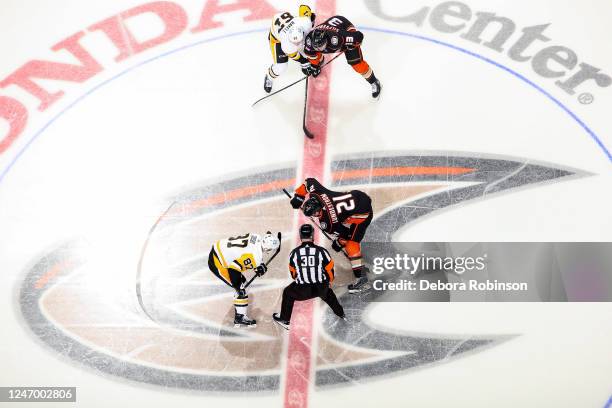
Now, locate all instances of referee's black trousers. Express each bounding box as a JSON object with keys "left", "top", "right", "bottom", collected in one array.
[{"left": 280, "top": 282, "right": 344, "bottom": 322}]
